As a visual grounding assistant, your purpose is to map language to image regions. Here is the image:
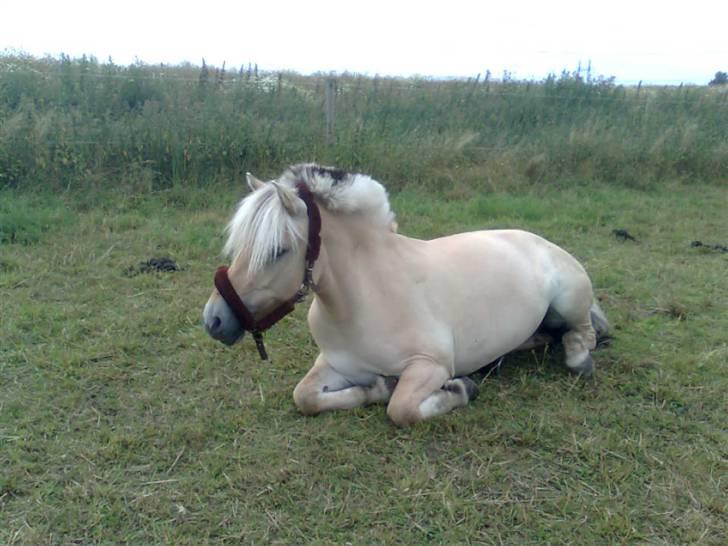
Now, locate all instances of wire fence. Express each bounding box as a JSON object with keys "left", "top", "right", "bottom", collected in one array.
[
  {"left": 3, "top": 58, "right": 724, "bottom": 96},
  {"left": 1, "top": 55, "right": 714, "bottom": 86}
]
